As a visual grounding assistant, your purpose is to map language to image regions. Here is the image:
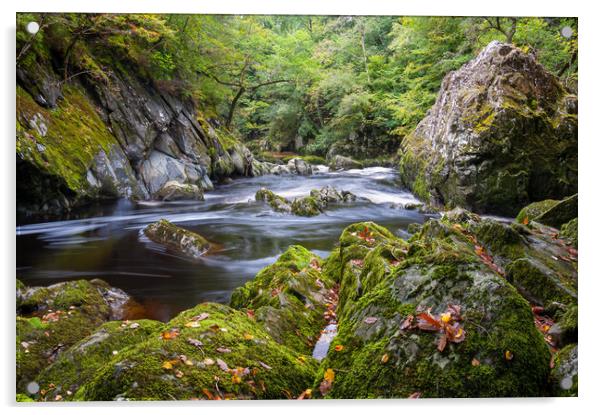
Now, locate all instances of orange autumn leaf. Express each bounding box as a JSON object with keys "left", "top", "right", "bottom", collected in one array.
[
  {"left": 162, "top": 361, "right": 174, "bottom": 370},
  {"left": 522, "top": 217, "right": 530, "bottom": 225},
  {"left": 243, "top": 333, "right": 254, "bottom": 341},
  {"left": 231, "top": 374, "right": 242, "bottom": 384},
  {"left": 334, "top": 345, "right": 344, "bottom": 352},
  {"left": 161, "top": 329, "right": 180, "bottom": 340},
  {"left": 323, "top": 368, "right": 335, "bottom": 383},
  {"left": 471, "top": 358, "right": 480, "bottom": 366},
  {"left": 505, "top": 350, "right": 514, "bottom": 361},
  {"left": 381, "top": 353, "right": 390, "bottom": 364}
]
